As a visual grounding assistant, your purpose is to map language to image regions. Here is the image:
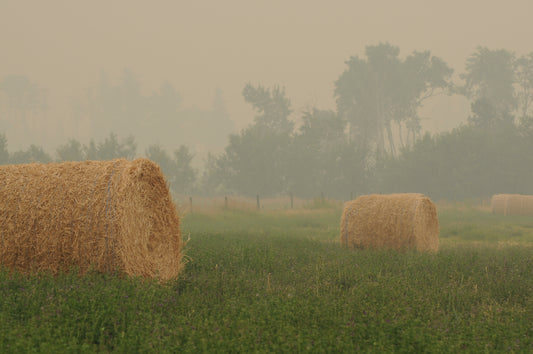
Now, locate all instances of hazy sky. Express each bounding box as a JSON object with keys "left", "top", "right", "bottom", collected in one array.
[{"left": 2, "top": 0, "right": 533, "bottom": 150}]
